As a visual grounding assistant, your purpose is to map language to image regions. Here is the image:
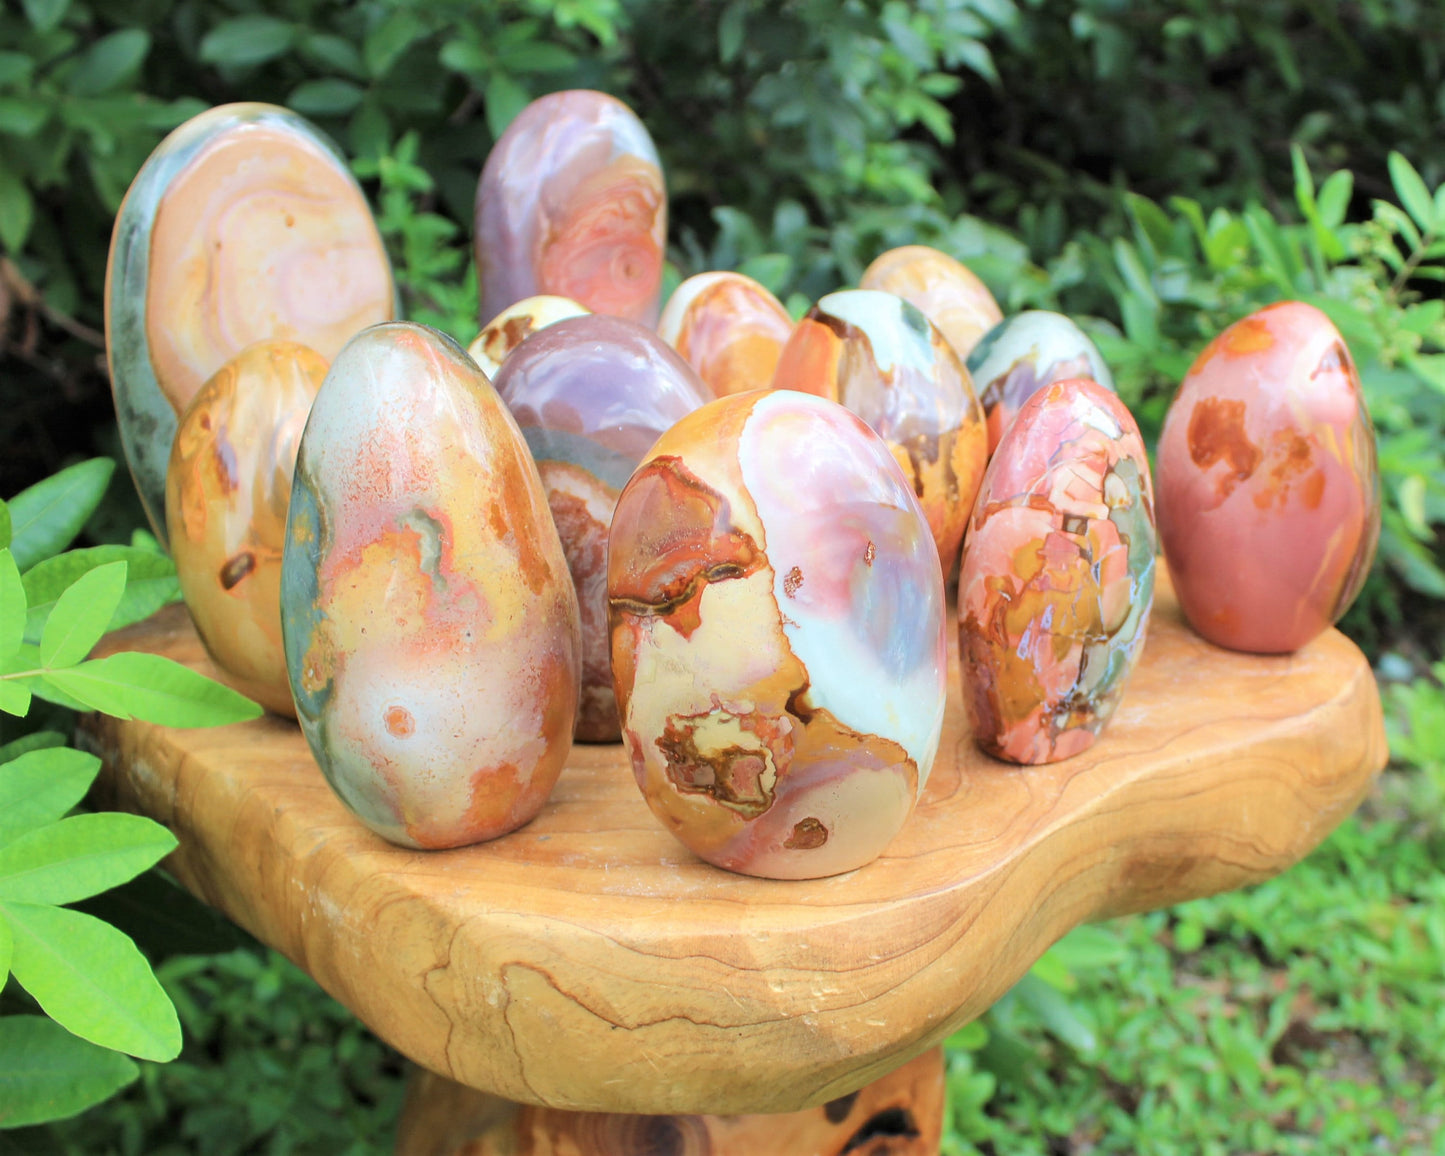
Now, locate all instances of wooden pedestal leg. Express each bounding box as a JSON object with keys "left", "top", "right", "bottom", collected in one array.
[{"left": 394, "top": 1048, "right": 945, "bottom": 1156}]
